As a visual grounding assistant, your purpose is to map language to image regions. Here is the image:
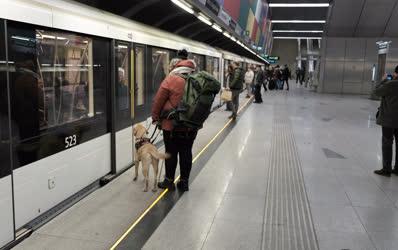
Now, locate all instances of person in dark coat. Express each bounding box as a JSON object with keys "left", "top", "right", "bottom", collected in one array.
[
  {"left": 228, "top": 62, "right": 244, "bottom": 119},
  {"left": 282, "top": 64, "right": 291, "bottom": 91},
  {"left": 373, "top": 66, "right": 398, "bottom": 177},
  {"left": 254, "top": 65, "right": 265, "bottom": 103}
]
